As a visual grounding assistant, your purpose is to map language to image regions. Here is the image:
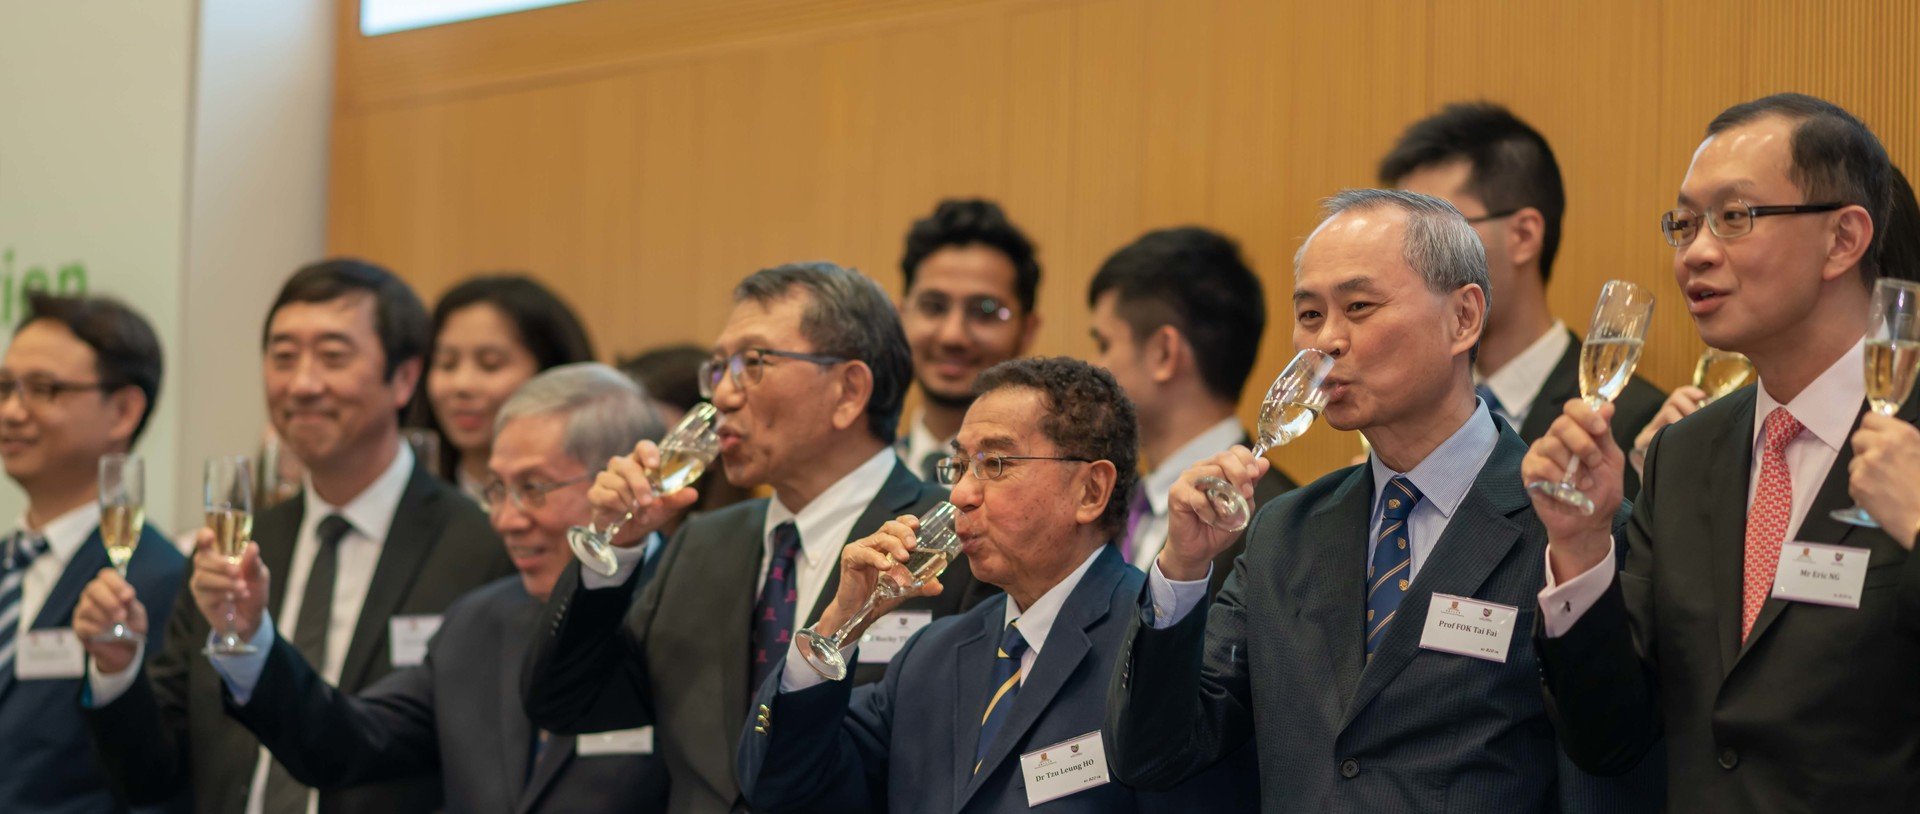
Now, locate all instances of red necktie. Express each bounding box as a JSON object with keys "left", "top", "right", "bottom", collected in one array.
[{"left": 1743, "top": 407, "right": 1803, "bottom": 641}]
